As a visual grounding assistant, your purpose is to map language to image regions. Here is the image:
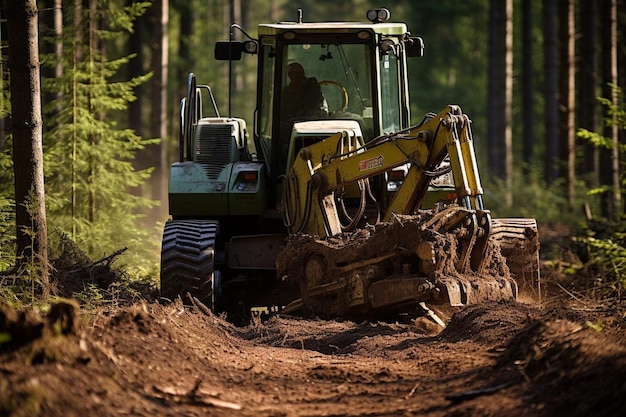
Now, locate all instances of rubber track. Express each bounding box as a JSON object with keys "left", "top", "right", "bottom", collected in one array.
[{"left": 160, "top": 219, "right": 218, "bottom": 306}]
